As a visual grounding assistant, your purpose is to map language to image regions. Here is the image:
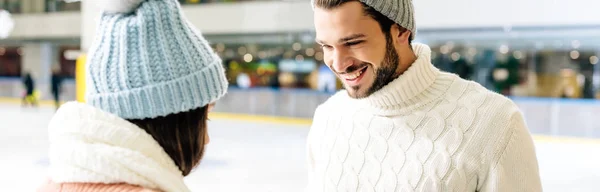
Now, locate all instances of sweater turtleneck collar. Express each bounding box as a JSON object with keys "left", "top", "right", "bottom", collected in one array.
[{"left": 349, "top": 43, "right": 455, "bottom": 115}]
